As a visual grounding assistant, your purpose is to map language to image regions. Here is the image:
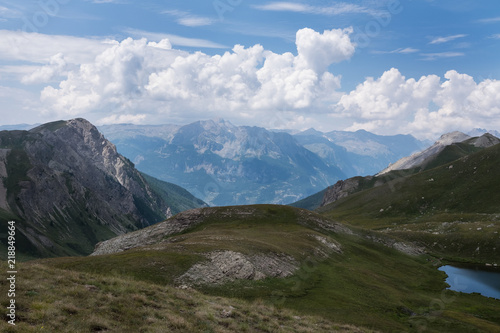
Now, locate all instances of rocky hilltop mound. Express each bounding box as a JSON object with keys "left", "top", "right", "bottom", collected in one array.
[
  {"left": 90, "top": 205, "right": 350, "bottom": 286},
  {"left": 0, "top": 118, "right": 204, "bottom": 258}
]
